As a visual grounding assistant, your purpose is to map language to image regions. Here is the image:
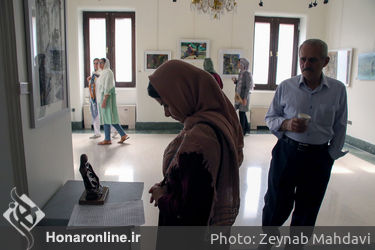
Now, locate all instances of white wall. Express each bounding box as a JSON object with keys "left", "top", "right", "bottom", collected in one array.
[
  {"left": 67, "top": 0, "right": 327, "bottom": 123},
  {"left": 0, "top": 42, "right": 17, "bottom": 225},
  {"left": 13, "top": 0, "right": 74, "bottom": 206},
  {"left": 0, "top": 0, "right": 24, "bottom": 224},
  {"left": 325, "top": 0, "right": 375, "bottom": 145}
]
